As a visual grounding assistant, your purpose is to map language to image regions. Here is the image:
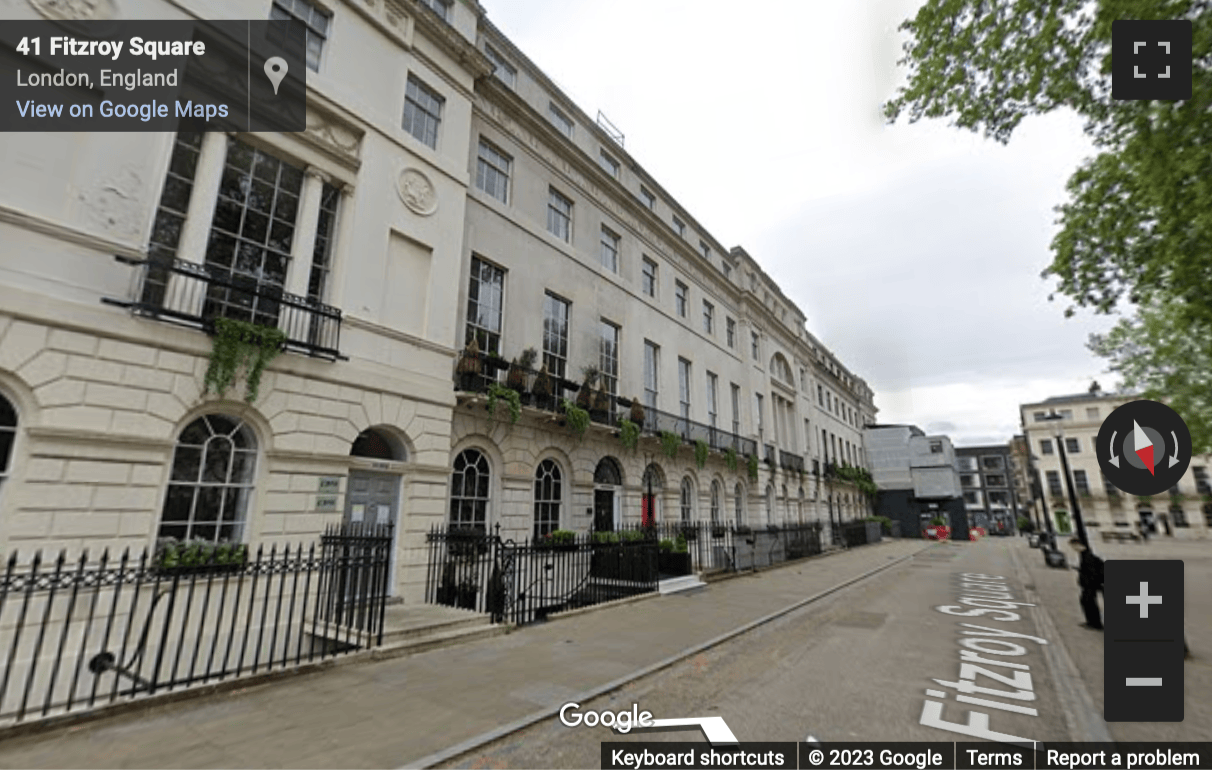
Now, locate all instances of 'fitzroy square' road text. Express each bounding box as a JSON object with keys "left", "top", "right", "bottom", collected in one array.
[{"left": 920, "top": 572, "right": 1049, "bottom": 744}]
